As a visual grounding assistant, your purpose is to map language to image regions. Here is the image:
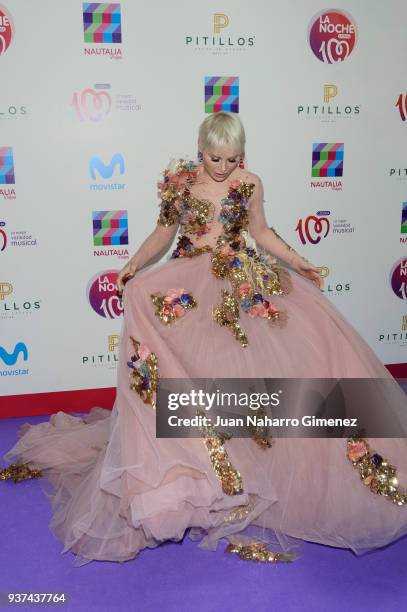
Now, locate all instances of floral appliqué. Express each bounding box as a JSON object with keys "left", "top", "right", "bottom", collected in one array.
[
  {"left": 210, "top": 181, "right": 291, "bottom": 346},
  {"left": 156, "top": 159, "right": 198, "bottom": 227},
  {"left": 347, "top": 437, "right": 407, "bottom": 506},
  {"left": 150, "top": 288, "right": 197, "bottom": 324},
  {"left": 127, "top": 336, "right": 158, "bottom": 408}
]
